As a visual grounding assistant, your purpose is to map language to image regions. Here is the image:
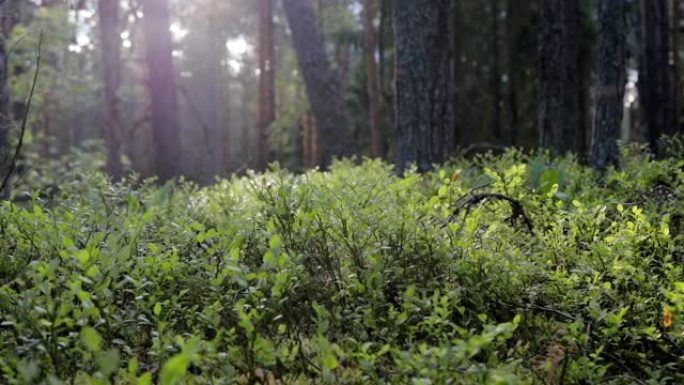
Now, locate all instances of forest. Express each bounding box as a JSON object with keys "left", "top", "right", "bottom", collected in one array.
[{"left": 1, "top": 0, "right": 684, "bottom": 384}]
